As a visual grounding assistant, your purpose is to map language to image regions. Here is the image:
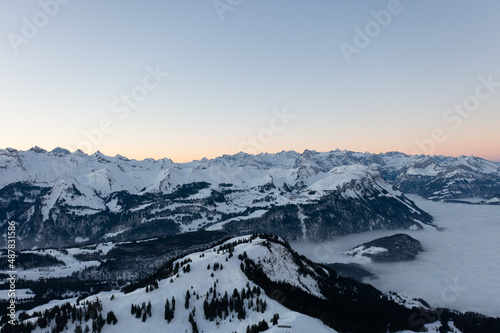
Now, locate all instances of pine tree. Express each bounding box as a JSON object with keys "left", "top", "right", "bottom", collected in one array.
[
  {"left": 272, "top": 313, "right": 279, "bottom": 325},
  {"left": 258, "top": 319, "right": 269, "bottom": 331},
  {"left": 106, "top": 311, "right": 118, "bottom": 325},
  {"left": 164, "top": 299, "right": 171, "bottom": 322},
  {"left": 185, "top": 290, "right": 191, "bottom": 309},
  {"left": 188, "top": 310, "right": 199, "bottom": 333}
]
